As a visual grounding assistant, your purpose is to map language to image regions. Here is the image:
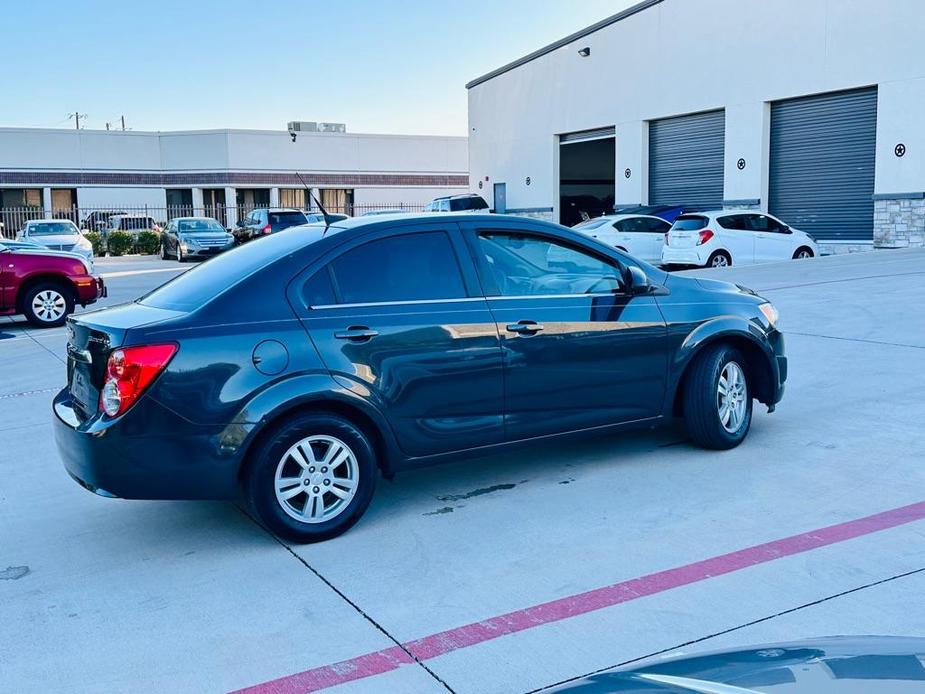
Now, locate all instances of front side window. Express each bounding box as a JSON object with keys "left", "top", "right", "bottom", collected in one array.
[
  {"left": 477, "top": 232, "right": 625, "bottom": 297},
  {"left": 746, "top": 214, "right": 785, "bottom": 233},
  {"left": 327, "top": 231, "right": 466, "bottom": 305}
]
